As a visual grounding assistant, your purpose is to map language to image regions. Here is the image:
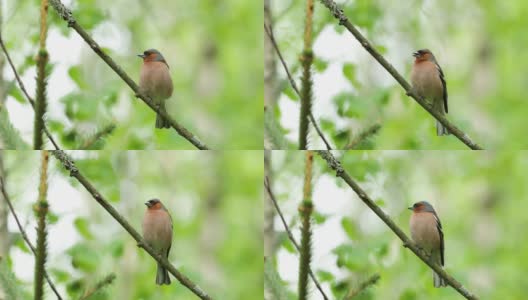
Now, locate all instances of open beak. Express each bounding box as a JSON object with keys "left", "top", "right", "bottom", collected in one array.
[
  {"left": 137, "top": 54, "right": 146, "bottom": 59},
  {"left": 412, "top": 51, "right": 419, "bottom": 58}
]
